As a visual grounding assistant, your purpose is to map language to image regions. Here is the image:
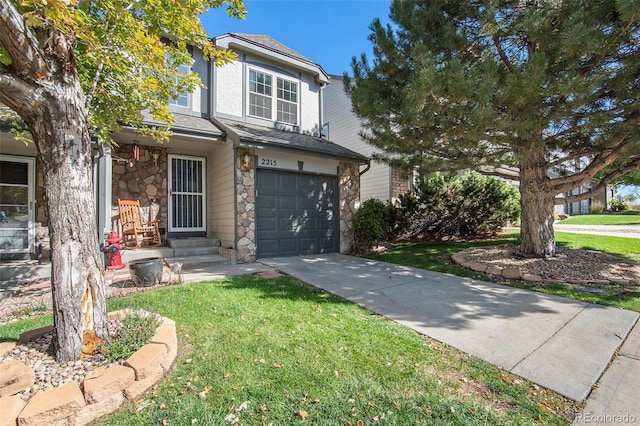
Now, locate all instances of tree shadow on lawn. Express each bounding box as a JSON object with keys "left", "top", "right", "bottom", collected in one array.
[{"left": 215, "top": 273, "right": 353, "bottom": 307}]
